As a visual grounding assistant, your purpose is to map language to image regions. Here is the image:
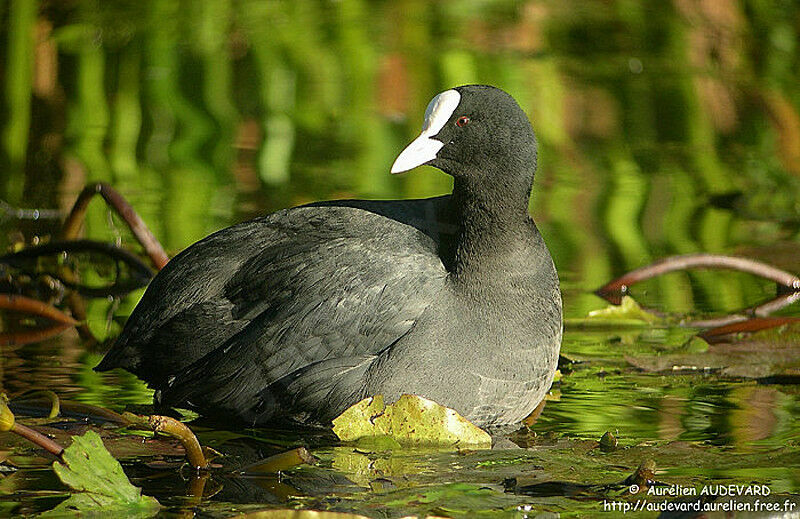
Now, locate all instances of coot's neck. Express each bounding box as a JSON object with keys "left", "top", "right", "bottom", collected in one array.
[{"left": 449, "top": 174, "right": 535, "bottom": 281}]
